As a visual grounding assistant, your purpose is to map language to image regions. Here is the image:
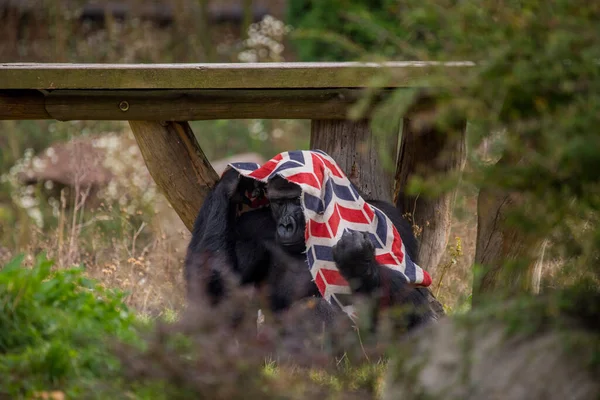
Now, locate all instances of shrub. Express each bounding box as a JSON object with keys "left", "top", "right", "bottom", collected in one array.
[
  {"left": 287, "top": 0, "right": 405, "bottom": 61},
  {"left": 0, "top": 254, "right": 138, "bottom": 398},
  {"left": 0, "top": 253, "right": 387, "bottom": 399}
]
